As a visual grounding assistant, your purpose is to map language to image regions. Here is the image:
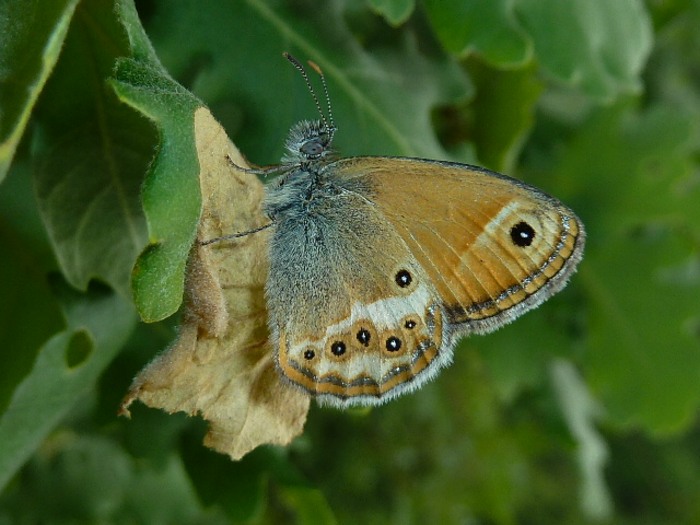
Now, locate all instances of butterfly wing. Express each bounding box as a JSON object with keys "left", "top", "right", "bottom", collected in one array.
[{"left": 330, "top": 156, "right": 585, "bottom": 335}]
